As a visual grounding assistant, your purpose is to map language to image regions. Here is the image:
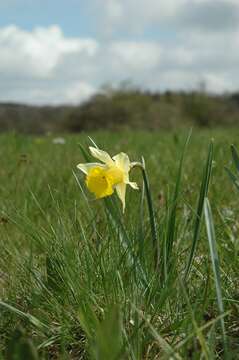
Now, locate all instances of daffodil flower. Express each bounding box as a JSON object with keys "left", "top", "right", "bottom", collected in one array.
[{"left": 77, "top": 147, "right": 138, "bottom": 212}]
